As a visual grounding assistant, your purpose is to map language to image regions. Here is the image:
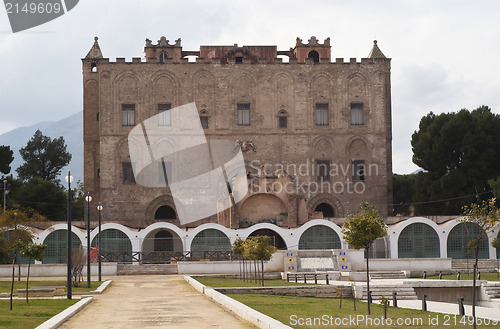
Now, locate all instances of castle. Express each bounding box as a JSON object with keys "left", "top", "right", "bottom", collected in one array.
[{"left": 82, "top": 36, "right": 393, "bottom": 232}]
